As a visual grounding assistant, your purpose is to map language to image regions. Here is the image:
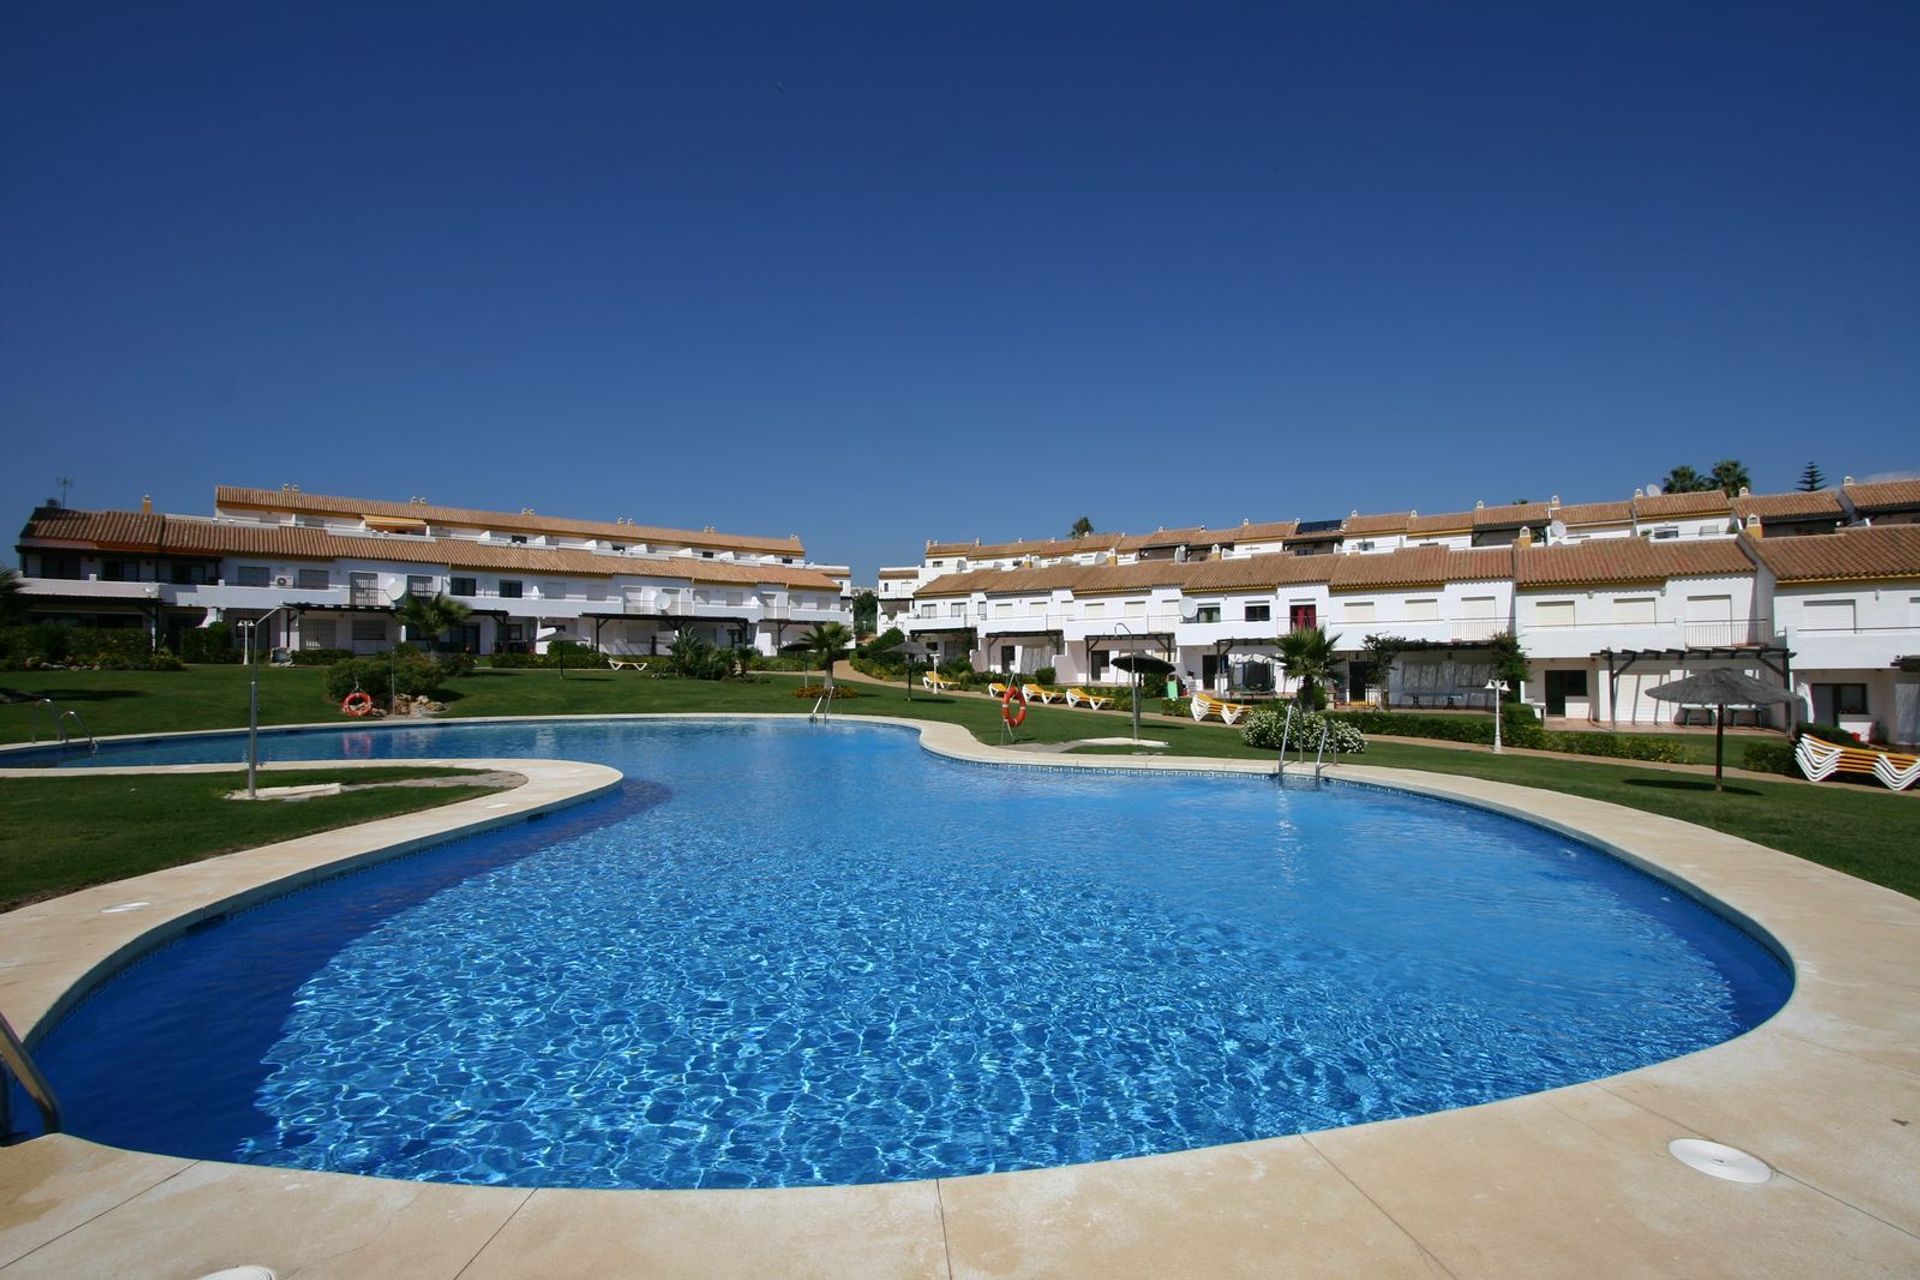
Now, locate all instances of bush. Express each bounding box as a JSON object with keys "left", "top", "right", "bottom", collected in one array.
[
  {"left": 180, "top": 621, "right": 245, "bottom": 664},
  {"left": 1161, "top": 697, "right": 1191, "bottom": 718},
  {"left": 1542, "top": 731, "right": 1689, "bottom": 763},
  {"left": 0, "top": 624, "right": 183, "bottom": 671},
  {"left": 793, "top": 684, "right": 860, "bottom": 700},
  {"left": 436, "top": 651, "right": 477, "bottom": 679},
  {"left": 1796, "top": 722, "right": 1859, "bottom": 746},
  {"left": 1742, "top": 741, "right": 1799, "bottom": 776},
  {"left": 1242, "top": 706, "right": 1367, "bottom": 754},
  {"left": 1034, "top": 666, "right": 1057, "bottom": 686},
  {"left": 322, "top": 655, "right": 457, "bottom": 708},
  {"left": 488, "top": 651, "right": 541, "bottom": 668},
  {"left": 290, "top": 648, "right": 354, "bottom": 666}
]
